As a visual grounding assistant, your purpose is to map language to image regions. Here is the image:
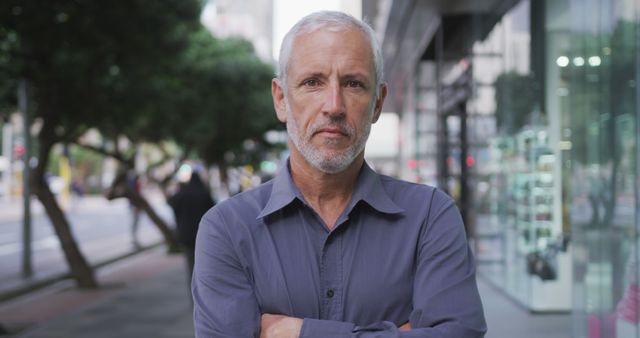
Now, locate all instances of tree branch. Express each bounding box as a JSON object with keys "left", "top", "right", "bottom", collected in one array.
[{"left": 72, "top": 140, "right": 133, "bottom": 166}]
